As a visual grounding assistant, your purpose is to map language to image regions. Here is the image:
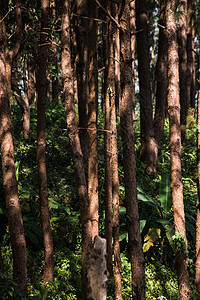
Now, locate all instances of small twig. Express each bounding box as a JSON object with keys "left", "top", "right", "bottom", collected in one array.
[
  {"left": 0, "top": 6, "right": 16, "bottom": 23},
  {"left": 98, "top": 66, "right": 105, "bottom": 72},
  {"left": 158, "top": 23, "right": 166, "bottom": 29},
  {"left": 73, "top": 13, "right": 107, "bottom": 23}
]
